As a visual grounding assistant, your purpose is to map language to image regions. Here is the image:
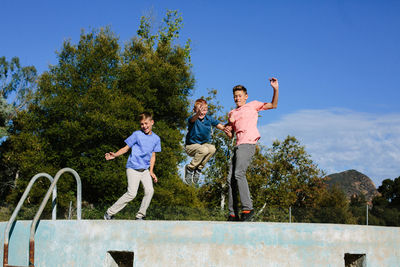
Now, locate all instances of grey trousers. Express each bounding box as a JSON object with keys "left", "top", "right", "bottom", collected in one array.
[
  {"left": 107, "top": 168, "right": 154, "bottom": 218},
  {"left": 227, "top": 144, "right": 256, "bottom": 216}
]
